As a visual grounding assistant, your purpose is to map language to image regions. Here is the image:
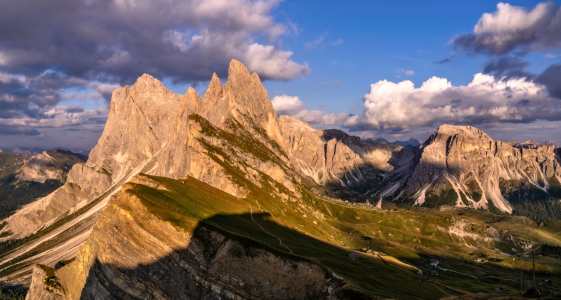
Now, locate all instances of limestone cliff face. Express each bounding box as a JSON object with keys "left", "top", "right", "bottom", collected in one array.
[
  {"left": 279, "top": 115, "right": 402, "bottom": 188},
  {"left": 152, "top": 60, "right": 295, "bottom": 197},
  {"left": 25, "top": 183, "right": 342, "bottom": 300},
  {"left": 26, "top": 265, "right": 64, "bottom": 300},
  {"left": 2, "top": 76, "right": 180, "bottom": 240},
  {"left": 4, "top": 60, "right": 299, "bottom": 283},
  {"left": 379, "top": 125, "right": 561, "bottom": 212},
  {"left": 279, "top": 116, "right": 363, "bottom": 186}
]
